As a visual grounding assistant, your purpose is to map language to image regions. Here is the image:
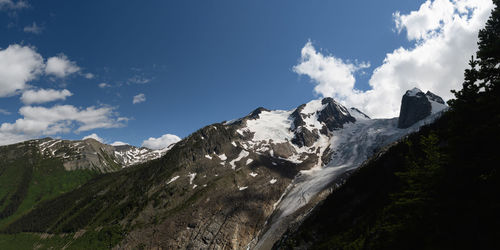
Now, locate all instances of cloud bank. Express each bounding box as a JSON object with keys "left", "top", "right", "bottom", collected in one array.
[
  {"left": 295, "top": 0, "right": 494, "bottom": 118},
  {"left": 0, "top": 105, "right": 127, "bottom": 145}
]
